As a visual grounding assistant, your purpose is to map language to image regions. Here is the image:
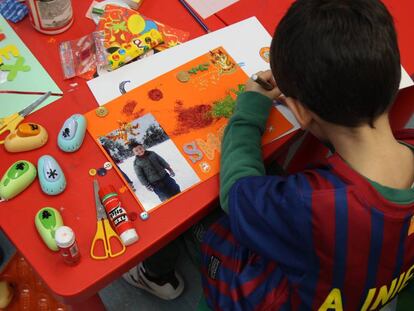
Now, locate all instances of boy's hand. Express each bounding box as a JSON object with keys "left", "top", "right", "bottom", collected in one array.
[
  {"left": 146, "top": 185, "right": 154, "bottom": 191},
  {"left": 246, "top": 70, "right": 283, "bottom": 100}
]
